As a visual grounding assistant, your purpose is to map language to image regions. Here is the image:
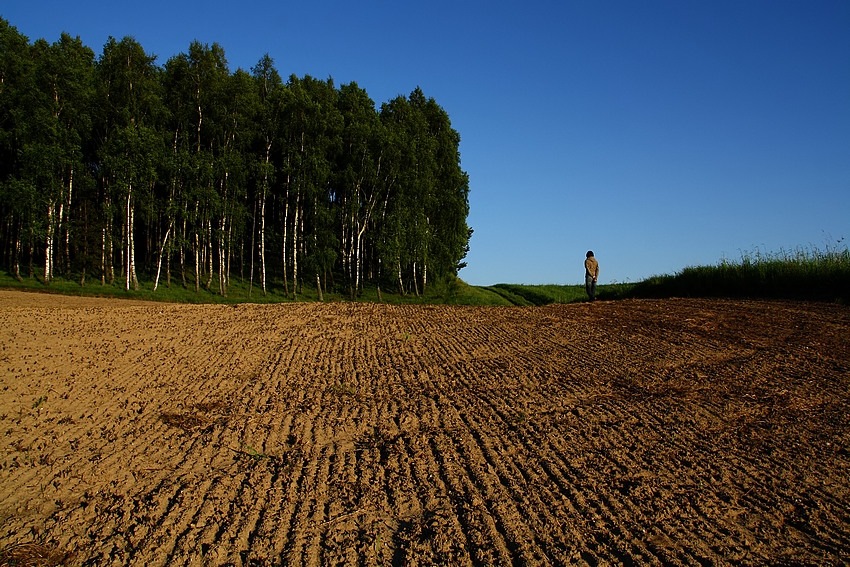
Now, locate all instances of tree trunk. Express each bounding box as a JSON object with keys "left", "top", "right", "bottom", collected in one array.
[
  {"left": 218, "top": 173, "right": 228, "bottom": 296},
  {"left": 412, "top": 261, "right": 420, "bottom": 297},
  {"left": 259, "top": 188, "right": 267, "bottom": 295},
  {"left": 125, "top": 190, "right": 131, "bottom": 291},
  {"left": 260, "top": 142, "right": 272, "bottom": 296},
  {"left": 218, "top": 216, "right": 227, "bottom": 296},
  {"left": 79, "top": 201, "right": 88, "bottom": 286},
  {"left": 101, "top": 226, "right": 107, "bottom": 285},
  {"left": 153, "top": 221, "right": 173, "bottom": 291},
  {"left": 281, "top": 171, "right": 290, "bottom": 297},
  {"left": 249, "top": 193, "right": 256, "bottom": 296},
  {"left": 226, "top": 212, "right": 233, "bottom": 290},
  {"left": 397, "top": 256, "right": 404, "bottom": 295},
  {"left": 354, "top": 221, "right": 369, "bottom": 296},
  {"left": 57, "top": 200, "right": 64, "bottom": 278},
  {"left": 13, "top": 219, "right": 22, "bottom": 282},
  {"left": 44, "top": 201, "right": 55, "bottom": 284},
  {"left": 291, "top": 189, "right": 300, "bottom": 299},
  {"left": 180, "top": 216, "right": 187, "bottom": 288},
  {"left": 422, "top": 260, "right": 427, "bottom": 295},
  {"left": 99, "top": 188, "right": 112, "bottom": 285},
  {"left": 292, "top": 187, "right": 303, "bottom": 299},
  {"left": 63, "top": 167, "right": 73, "bottom": 276},
  {"left": 193, "top": 202, "right": 200, "bottom": 292},
  {"left": 27, "top": 230, "right": 35, "bottom": 278},
  {"left": 219, "top": 228, "right": 227, "bottom": 296},
  {"left": 125, "top": 188, "right": 138, "bottom": 291},
  {"left": 130, "top": 204, "right": 138, "bottom": 290},
  {"left": 206, "top": 219, "right": 213, "bottom": 290}
]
